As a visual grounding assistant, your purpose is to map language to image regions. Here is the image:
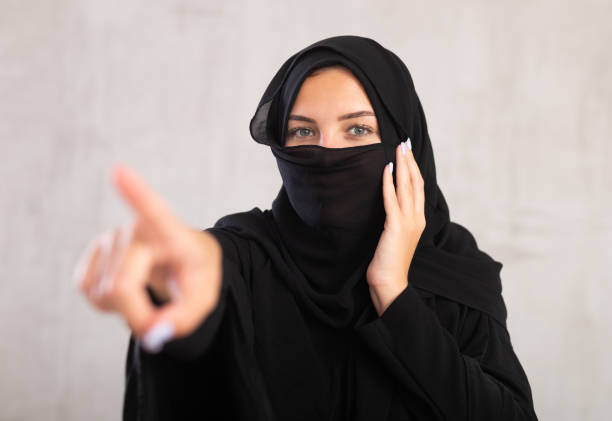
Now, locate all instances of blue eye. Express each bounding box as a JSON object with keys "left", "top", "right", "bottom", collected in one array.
[
  {"left": 289, "top": 127, "right": 314, "bottom": 138},
  {"left": 349, "top": 125, "right": 372, "bottom": 136}
]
